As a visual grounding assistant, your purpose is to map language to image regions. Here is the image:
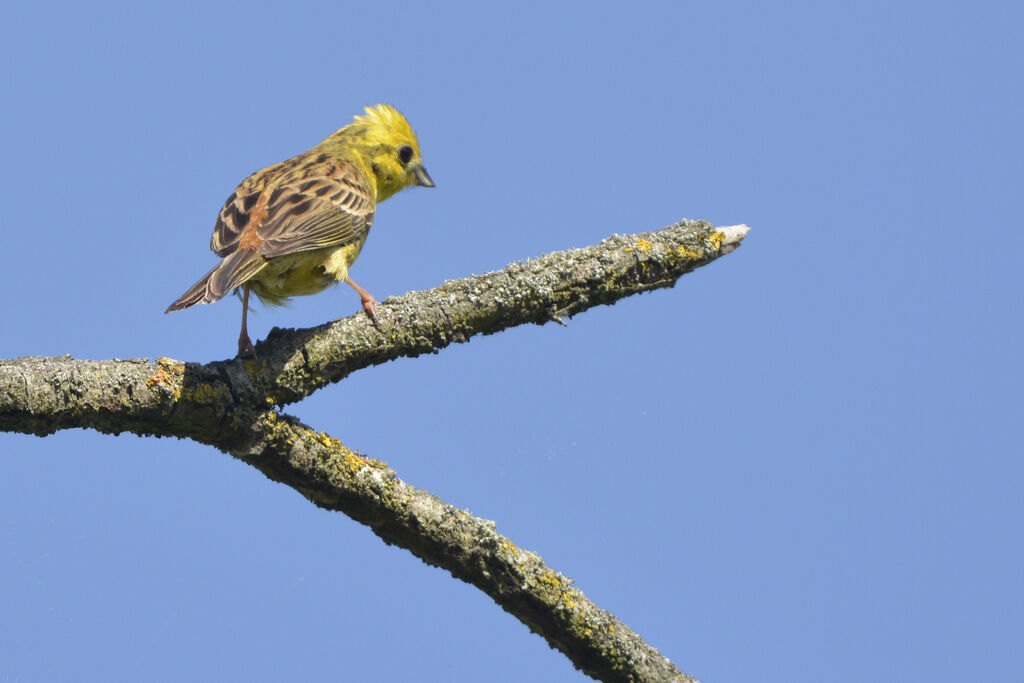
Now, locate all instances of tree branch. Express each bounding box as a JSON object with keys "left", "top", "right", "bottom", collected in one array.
[
  {"left": 1, "top": 218, "right": 748, "bottom": 681},
  {"left": 229, "top": 409, "right": 698, "bottom": 682},
  {"left": 1, "top": 219, "right": 748, "bottom": 435}
]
